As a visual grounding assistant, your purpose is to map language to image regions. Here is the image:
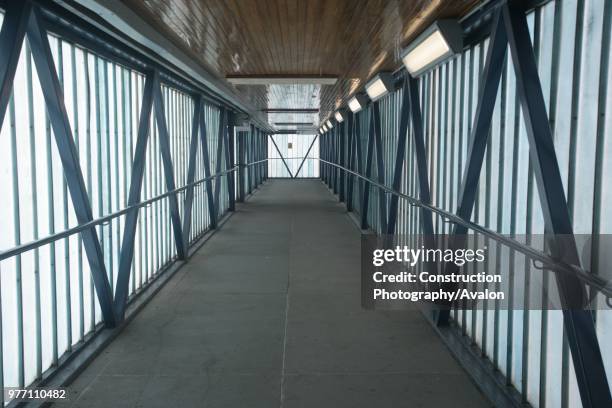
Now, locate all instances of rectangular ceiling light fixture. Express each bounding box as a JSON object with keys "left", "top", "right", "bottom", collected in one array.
[
  {"left": 348, "top": 94, "right": 368, "bottom": 113},
  {"left": 401, "top": 20, "right": 463, "bottom": 76},
  {"left": 334, "top": 110, "right": 346, "bottom": 123},
  {"left": 326, "top": 120, "right": 333, "bottom": 129},
  {"left": 274, "top": 122, "right": 315, "bottom": 126},
  {"left": 227, "top": 75, "right": 337, "bottom": 85},
  {"left": 365, "top": 72, "right": 393, "bottom": 101}
]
